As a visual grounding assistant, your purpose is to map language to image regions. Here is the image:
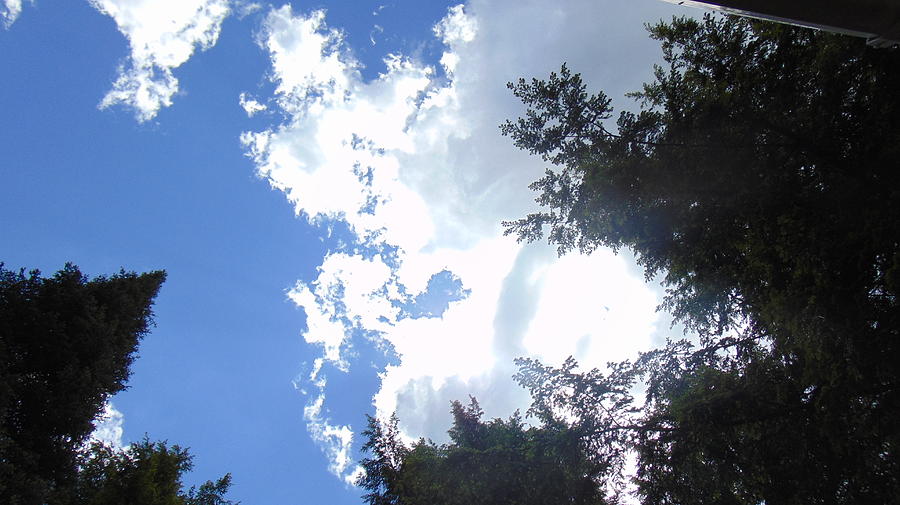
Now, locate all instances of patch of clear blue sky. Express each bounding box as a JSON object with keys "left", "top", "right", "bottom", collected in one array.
[
  {"left": 0, "top": 1, "right": 457, "bottom": 504},
  {"left": 400, "top": 270, "right": 471, "bottom": 319},
  {"left": 312, "top": 0, "right": 459, "bottom": 82}
]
